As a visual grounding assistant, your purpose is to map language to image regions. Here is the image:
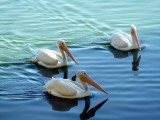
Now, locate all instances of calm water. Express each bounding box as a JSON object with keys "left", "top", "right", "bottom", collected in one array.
[{"left": 0, "top": 0, "right": 160, "bottom": 120}]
